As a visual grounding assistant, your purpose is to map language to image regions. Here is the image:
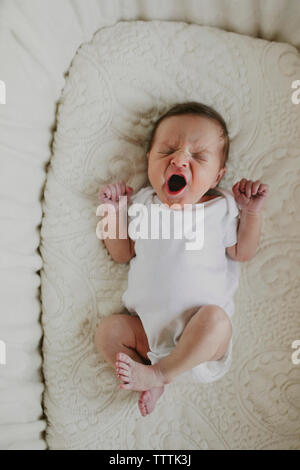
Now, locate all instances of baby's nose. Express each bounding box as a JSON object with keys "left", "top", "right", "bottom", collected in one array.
[{"left": 170, "top": 153, "right": 189, "bottom": 168}]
